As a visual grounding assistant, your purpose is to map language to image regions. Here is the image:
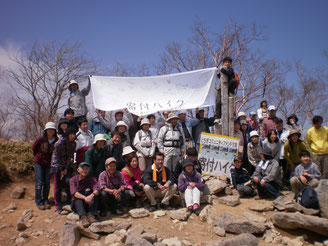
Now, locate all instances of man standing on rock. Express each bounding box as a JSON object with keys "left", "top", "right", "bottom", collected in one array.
[
  {"left": 69, "top": 162, "right": 100, "bottom": 228},
  {"left": 143, "top": 152, "right": 177, "bottom": 212}
]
